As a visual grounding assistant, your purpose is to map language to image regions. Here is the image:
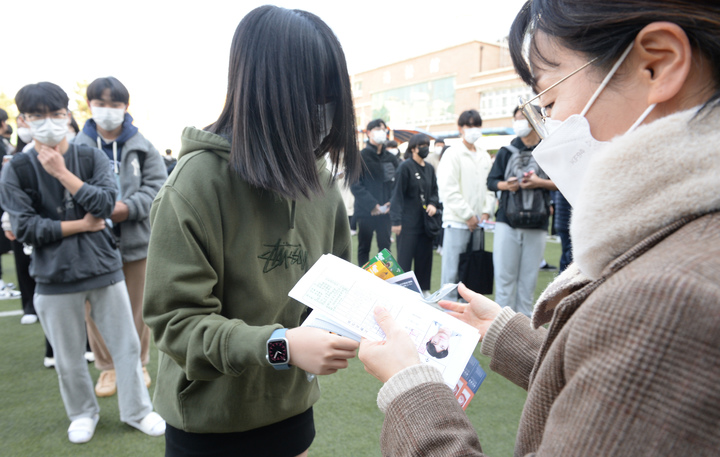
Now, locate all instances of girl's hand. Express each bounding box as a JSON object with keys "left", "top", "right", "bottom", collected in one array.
[
  {"left": 391, "top": 225, "right": 402, "bottom": 235},
  {"left": 426, "top": 204, "right": 437, "bottom": 217},
  {"left": 438, "top": 283, "right": 502, "bottom": 337},
  {"left": 358, "top": 307, "right": 421, "bottom": 383},
  {"left": 286, "top": 327, "right": 359, "bottom": 375}
]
